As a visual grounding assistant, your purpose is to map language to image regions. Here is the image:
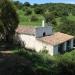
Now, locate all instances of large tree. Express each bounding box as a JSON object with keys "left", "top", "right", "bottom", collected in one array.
[
  {"left": 14, "top": 1, "right": 23, "bottom": 9},
  {"left": 23, "top": 2, "right": 31, "bottom": 7},
  {"left": 0, "top": 0, "right": 19, "bottom": 47}
]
